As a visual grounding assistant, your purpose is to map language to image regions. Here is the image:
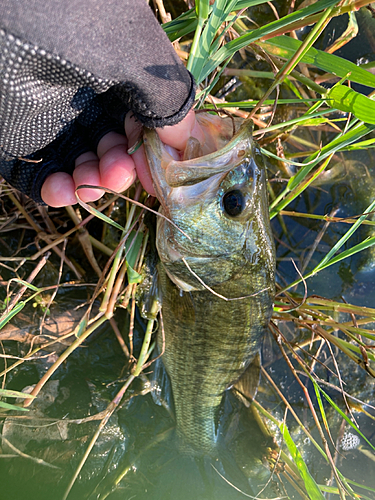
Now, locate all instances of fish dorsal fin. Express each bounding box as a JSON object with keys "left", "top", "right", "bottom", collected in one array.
[{"left": 232, "top": 352, "right": 261, "bottom": 407}]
